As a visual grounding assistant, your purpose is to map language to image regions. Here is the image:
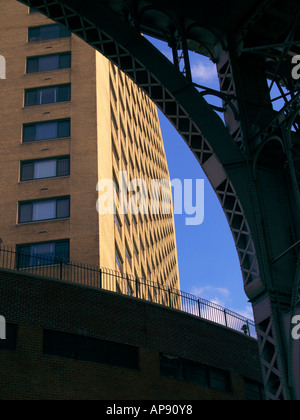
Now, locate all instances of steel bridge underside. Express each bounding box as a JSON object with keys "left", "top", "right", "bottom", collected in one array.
[{"left": 16, "top": 0, "right": 300, "bottom": 400}]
